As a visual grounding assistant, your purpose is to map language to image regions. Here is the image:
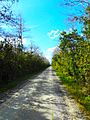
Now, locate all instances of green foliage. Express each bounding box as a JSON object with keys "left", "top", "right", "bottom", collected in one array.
[
  {"left": 0, "top": 0, "right": 50, "bottom": 89},
  {"left": 52, "top": 6, "right": 90, "bottom": 114},
  {"left": 0, "top": 40, "right": 50, "bottom": 86}
]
